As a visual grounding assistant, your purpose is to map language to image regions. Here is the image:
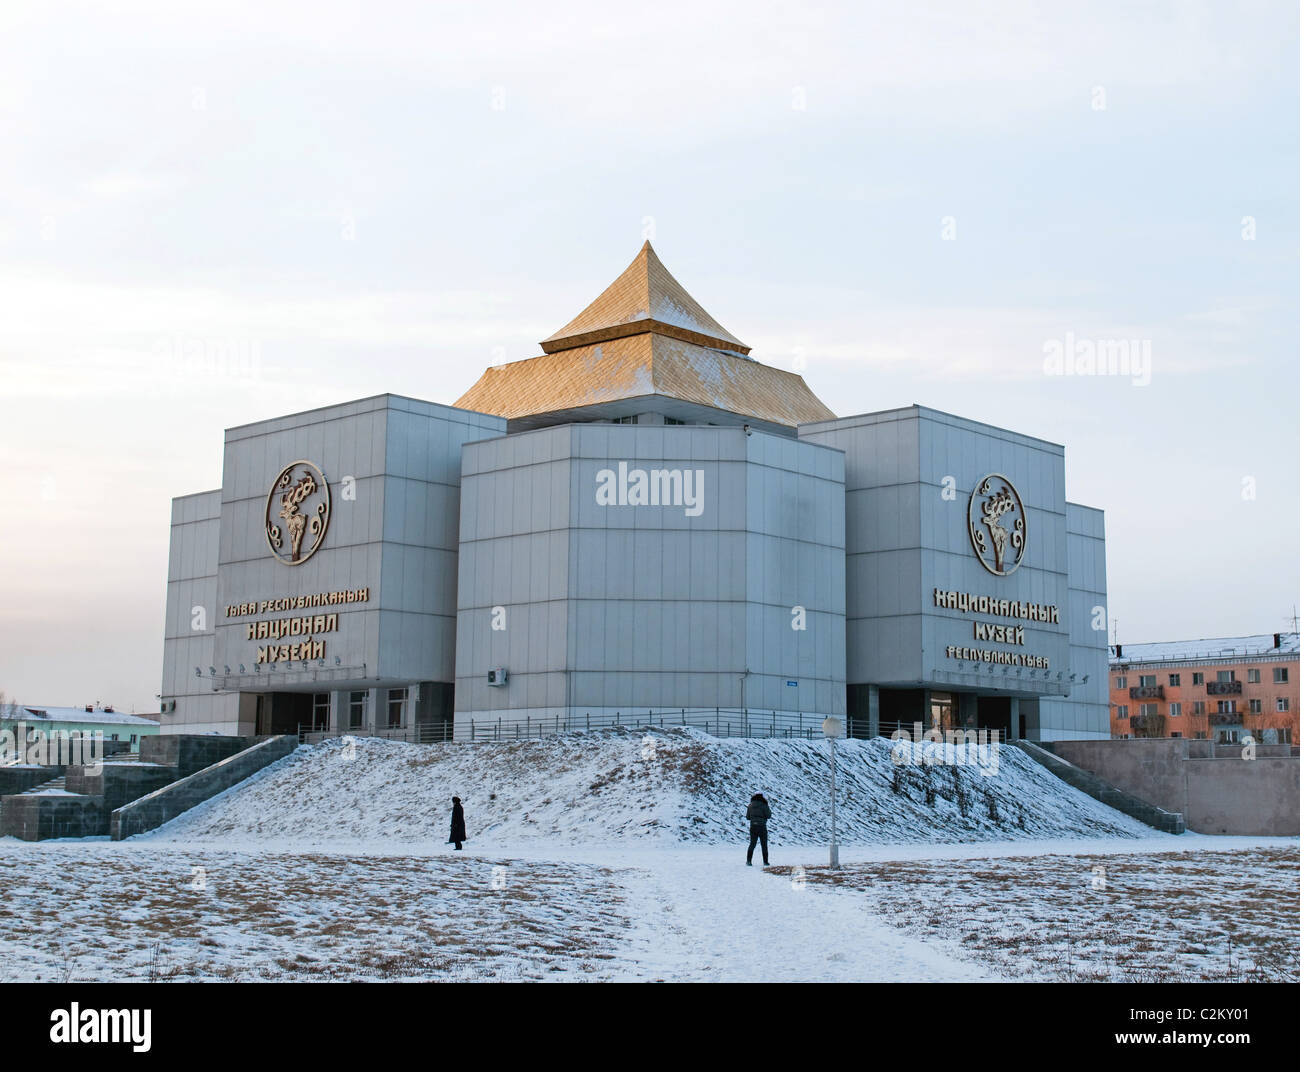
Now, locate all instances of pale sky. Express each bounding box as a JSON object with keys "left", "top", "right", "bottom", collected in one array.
[{"left": 1, "top": 1, "right": 1297, "bottom": 713}]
